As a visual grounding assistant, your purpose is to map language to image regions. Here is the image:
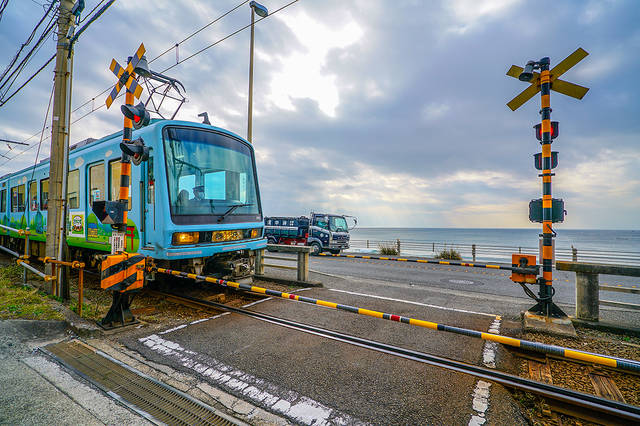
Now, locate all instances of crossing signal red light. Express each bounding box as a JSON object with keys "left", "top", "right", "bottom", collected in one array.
[
  {"left": 121, "top": 102, "right": 150, "bottom": 130},
  {"left": 534, "top": 121, "right": 559, "bottom": 141}
]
